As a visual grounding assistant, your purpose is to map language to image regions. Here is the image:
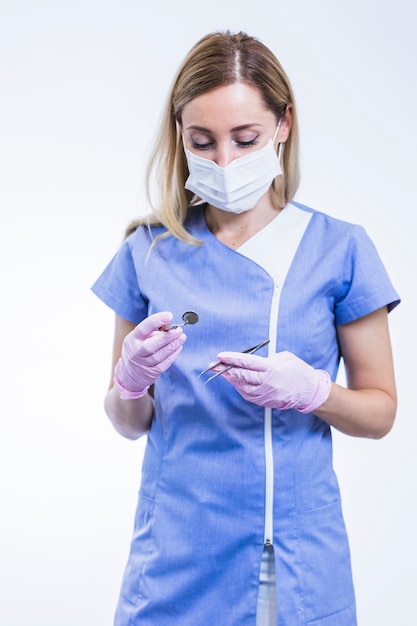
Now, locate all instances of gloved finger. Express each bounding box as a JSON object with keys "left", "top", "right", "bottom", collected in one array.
[
  {"left": 133, "top": 311, "right": 174, "bottom": 340},
  {"left": 128, "top": 328, "right": 186, "bottom": 362},
  {"left": 141, "top": 332, "right": 187, "bottom": 365},
  {"left": 137, "top": 326, "right": 185, "bottom": 356},
  {"left": 153, "top": 340, "right": 186, "bottom": 371},
  {"left": 220, "top": 366, "right": 265, "bottom": 385},
  {"left": 215, "top": 351, "right": 270, "bottom": 372}
]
